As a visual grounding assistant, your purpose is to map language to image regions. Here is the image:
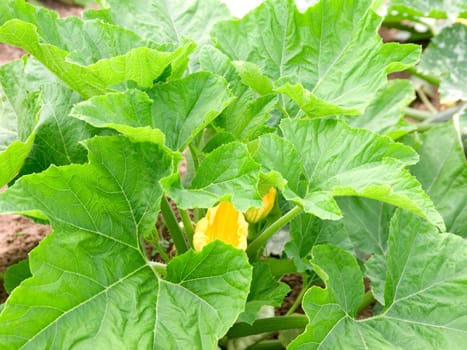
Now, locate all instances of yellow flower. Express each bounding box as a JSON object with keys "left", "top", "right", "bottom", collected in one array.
[
  {"left": 193, "top": 201, "right": 248, "bottom": 251},
  {"left": 245, "top": 187, "right": 276, "bottom": 223}
]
